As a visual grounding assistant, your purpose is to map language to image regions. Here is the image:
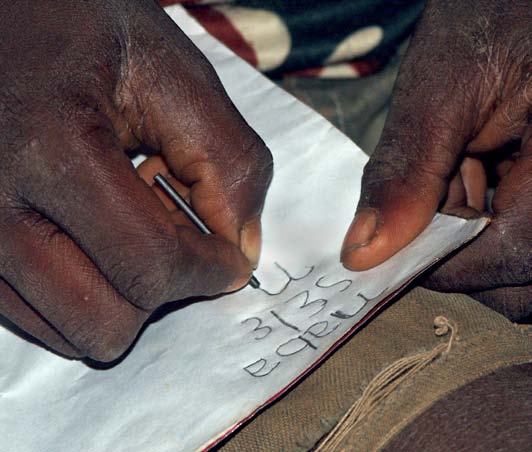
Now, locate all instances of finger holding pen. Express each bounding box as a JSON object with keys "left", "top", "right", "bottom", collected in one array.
[{"left": 153, "top": 172, "right": 261, "bottom": 289}]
